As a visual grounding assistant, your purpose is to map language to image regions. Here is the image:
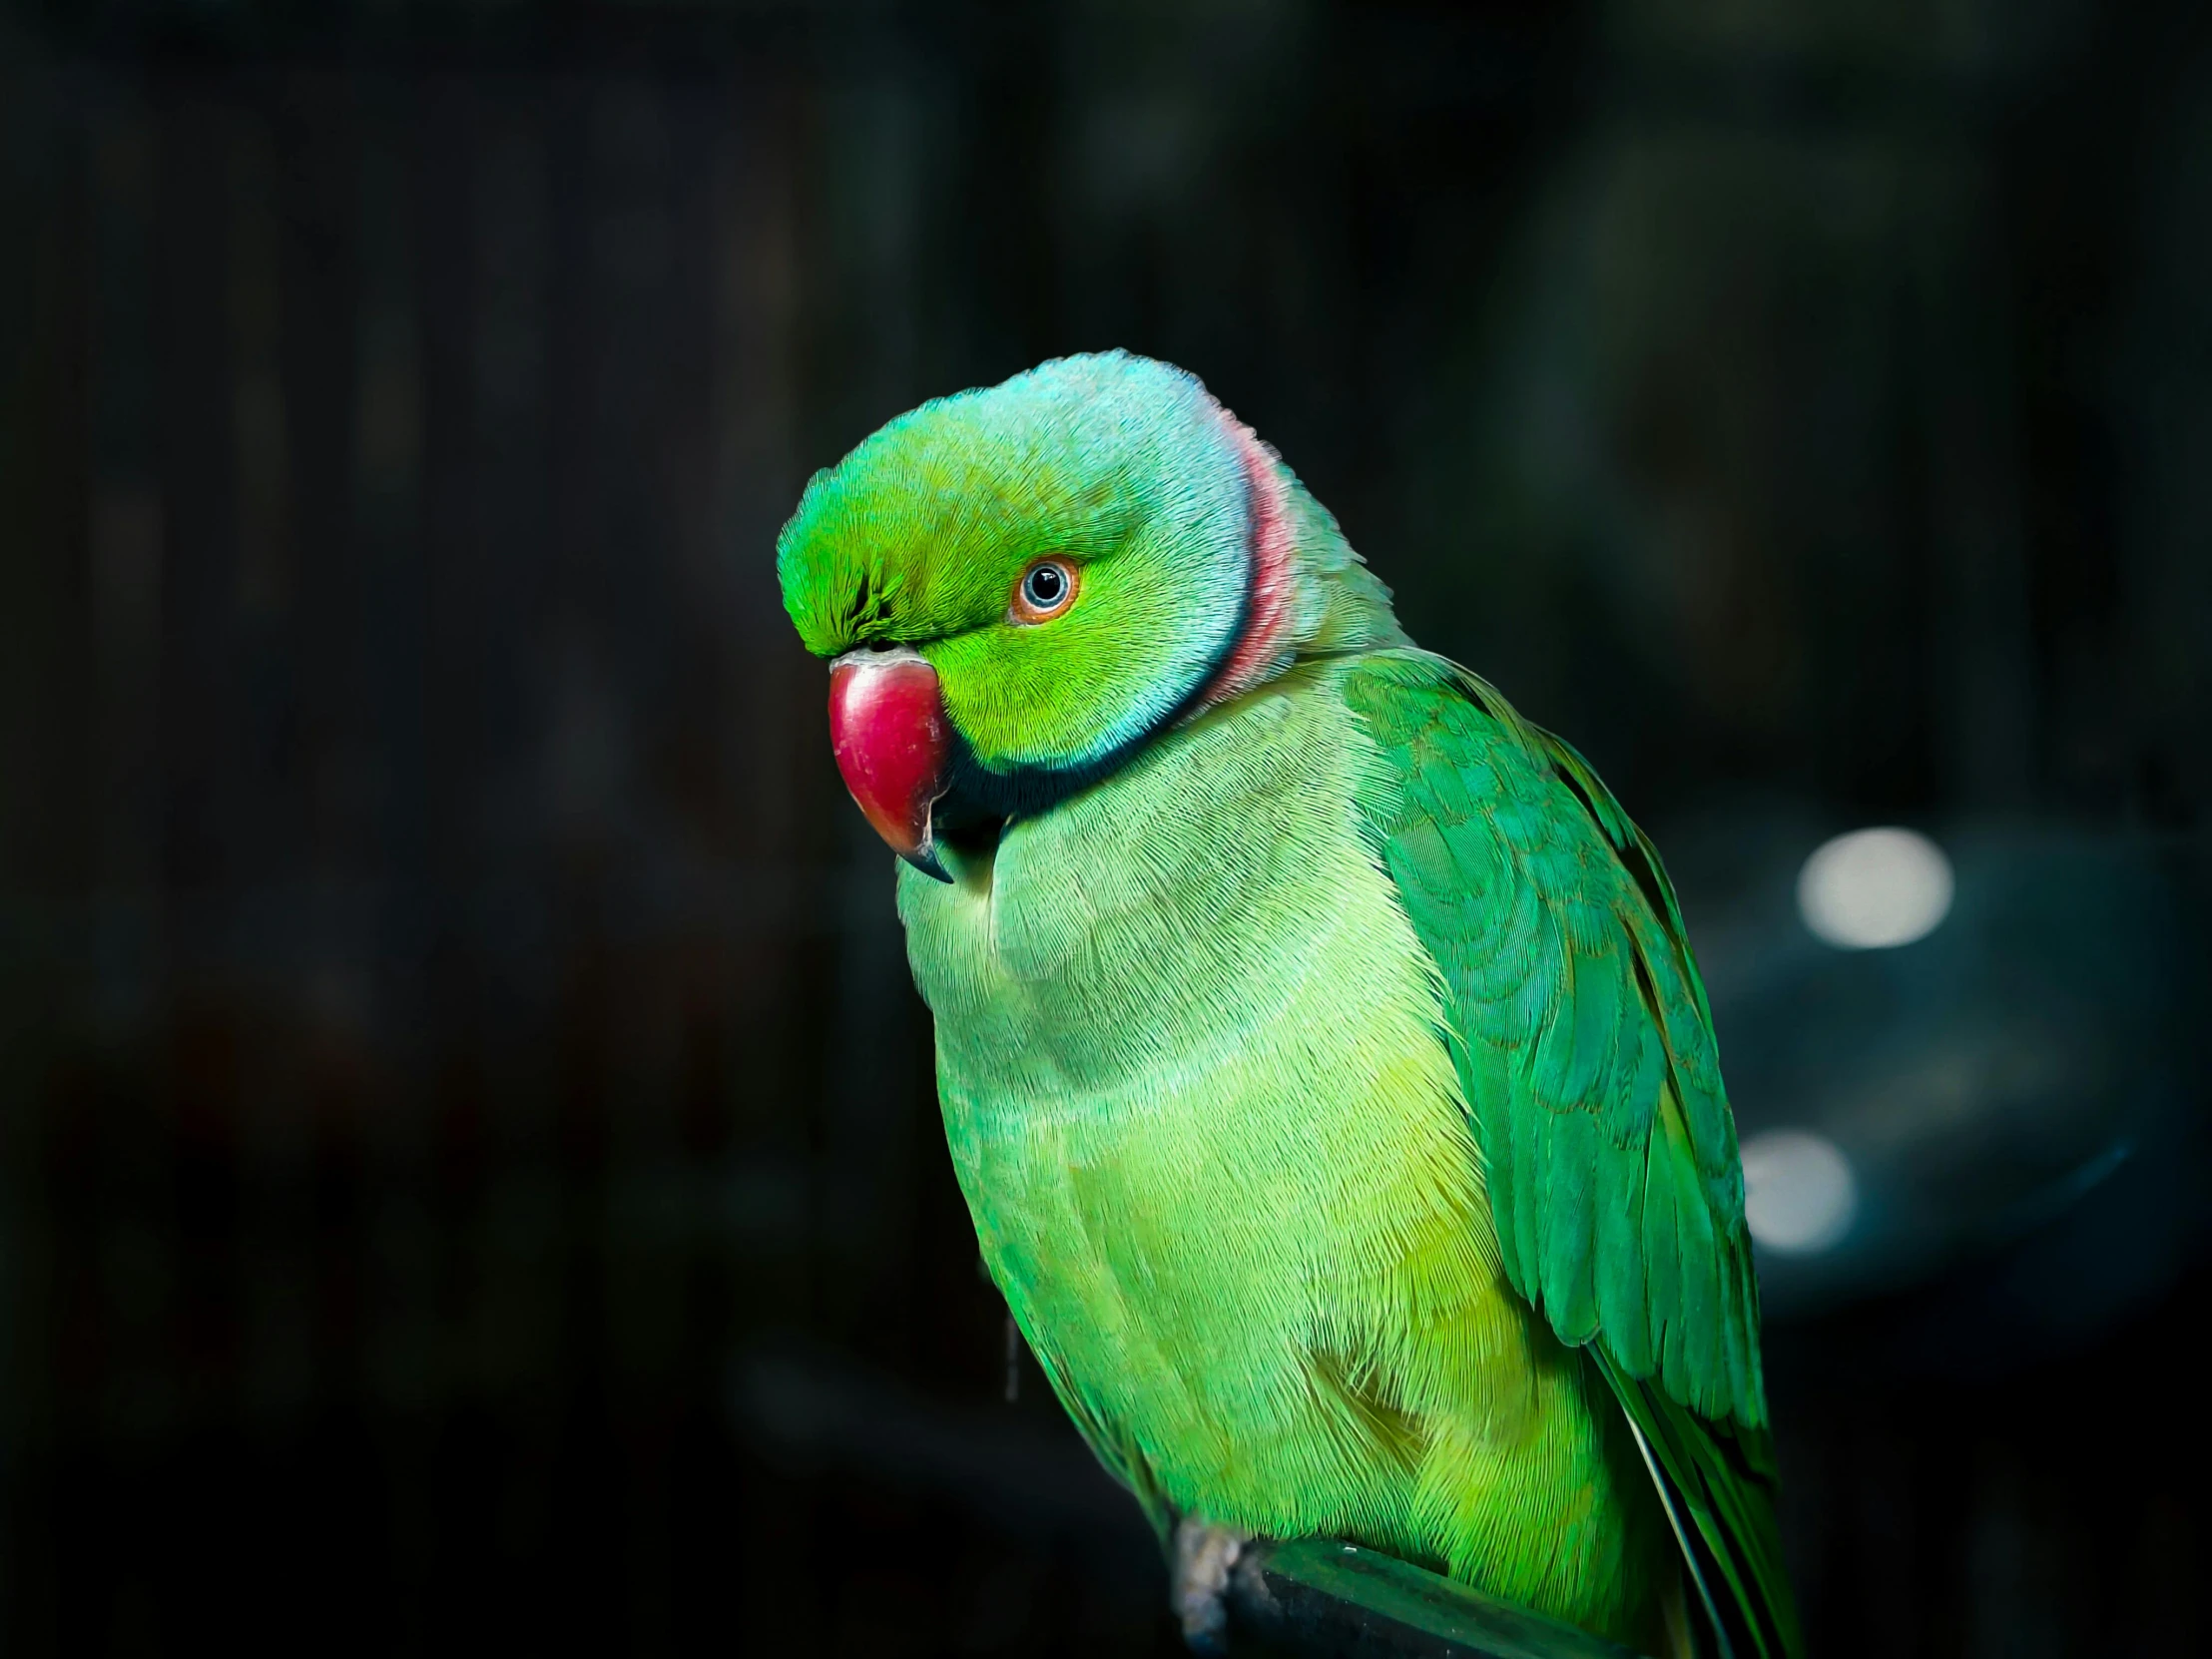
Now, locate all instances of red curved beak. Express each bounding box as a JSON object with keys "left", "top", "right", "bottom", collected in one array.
[{"left": 828, "top": 649, "right": 955, "bottom": 882}]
